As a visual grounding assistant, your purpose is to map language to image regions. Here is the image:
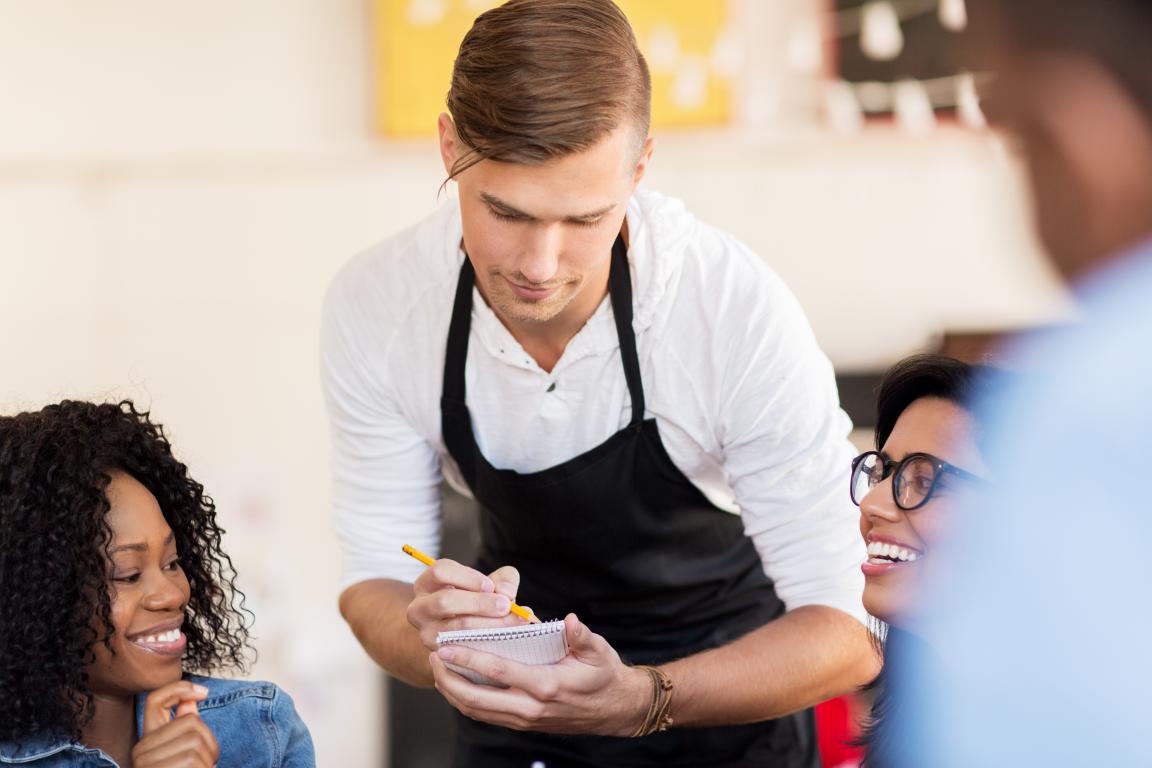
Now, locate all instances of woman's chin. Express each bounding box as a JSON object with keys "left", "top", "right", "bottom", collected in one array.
[
  {"left": 863, "top": 588, "right": 901, "bottom": 627},
  {"left": 127, "top": 664, "right": 186, "bottom": 695}
]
